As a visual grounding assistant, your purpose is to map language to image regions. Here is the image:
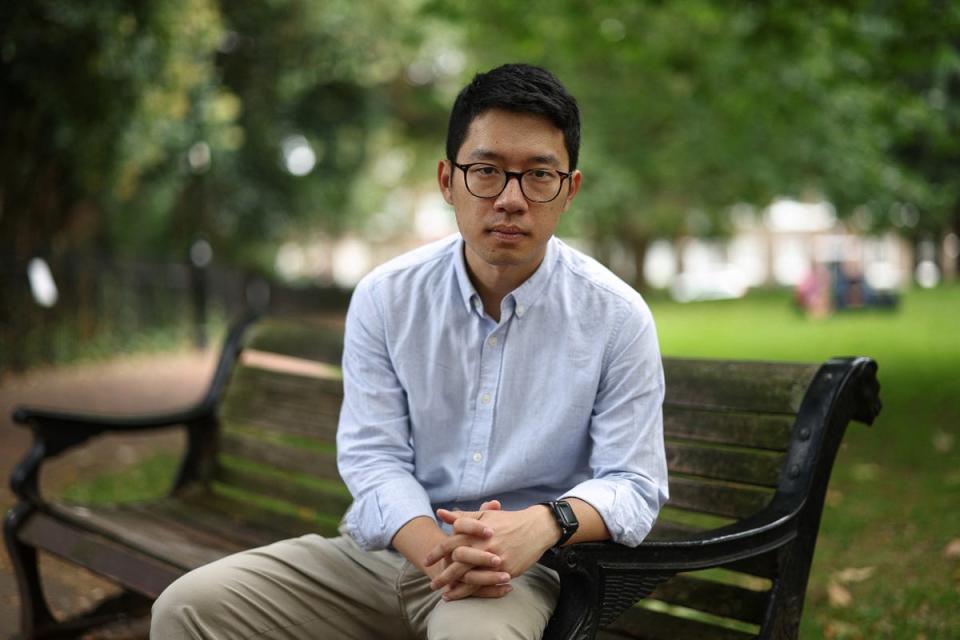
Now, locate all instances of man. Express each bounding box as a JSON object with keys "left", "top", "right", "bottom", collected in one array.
[{"left": 151, "top": 63, "right": 668, "bottom": 640}]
